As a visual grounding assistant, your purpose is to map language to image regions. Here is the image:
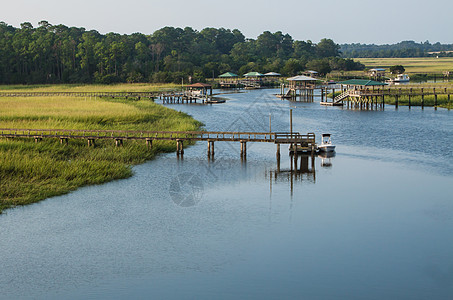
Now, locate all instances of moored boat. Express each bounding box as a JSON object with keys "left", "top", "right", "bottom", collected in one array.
[
  {"left": 318, "top": 134, "right": 336, "bottom": 152},
  {"left": 386, "top": 74, "right": 410, "bottom": 83}
]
